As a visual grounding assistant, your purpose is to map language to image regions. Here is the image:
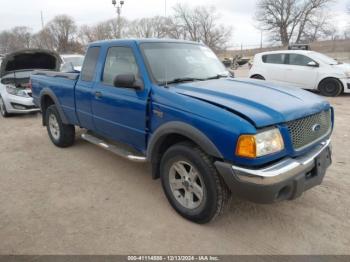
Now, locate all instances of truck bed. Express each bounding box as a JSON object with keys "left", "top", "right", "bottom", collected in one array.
[{"left": 31, "top": 71, "right": 80, "bottom": 125}]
